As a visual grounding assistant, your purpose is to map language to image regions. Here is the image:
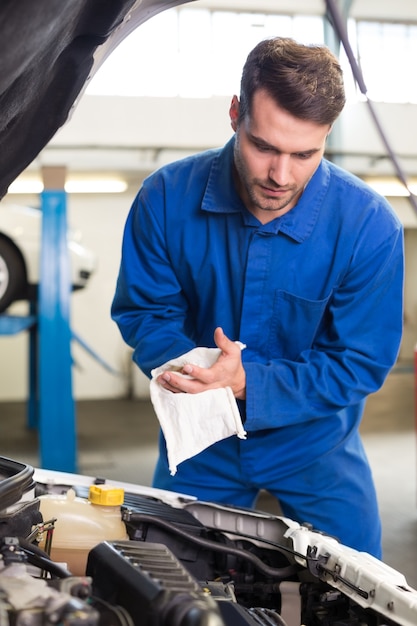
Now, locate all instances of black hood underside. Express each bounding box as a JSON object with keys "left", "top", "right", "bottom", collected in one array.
[{"left": 0, "top": 0, "right": 192, "bottom": 199}]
